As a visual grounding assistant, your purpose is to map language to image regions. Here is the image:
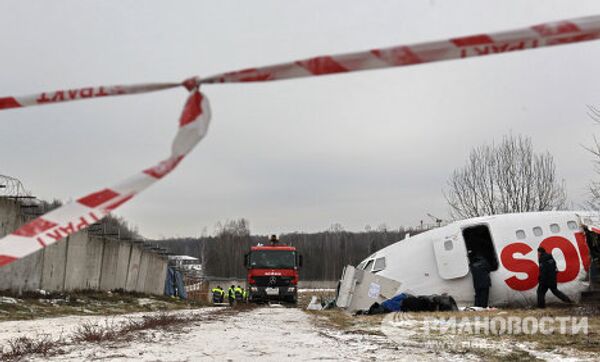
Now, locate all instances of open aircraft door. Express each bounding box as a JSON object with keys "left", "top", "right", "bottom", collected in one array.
[
  {"left": 578, "top": 214, "right": 600, "bottom": 260},
  {"left": 579, "top": 218, "right": 600, "bottom": 286},
  {"left": 432, "top": 234, "right": 469, "bottom": 280}
]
